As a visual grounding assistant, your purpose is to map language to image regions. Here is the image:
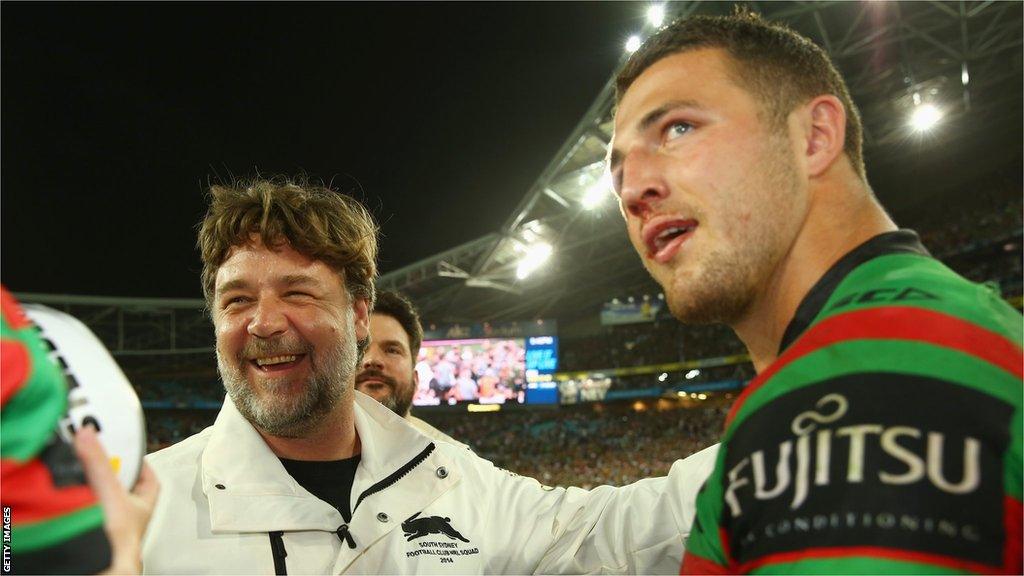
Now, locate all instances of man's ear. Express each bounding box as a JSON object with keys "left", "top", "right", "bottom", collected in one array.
[
  {"left": 801, "top": 95, "right": 847, "bottom": 178},
  {"left": 353, "top": 297, "right": 370, "bottom": 341}
]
